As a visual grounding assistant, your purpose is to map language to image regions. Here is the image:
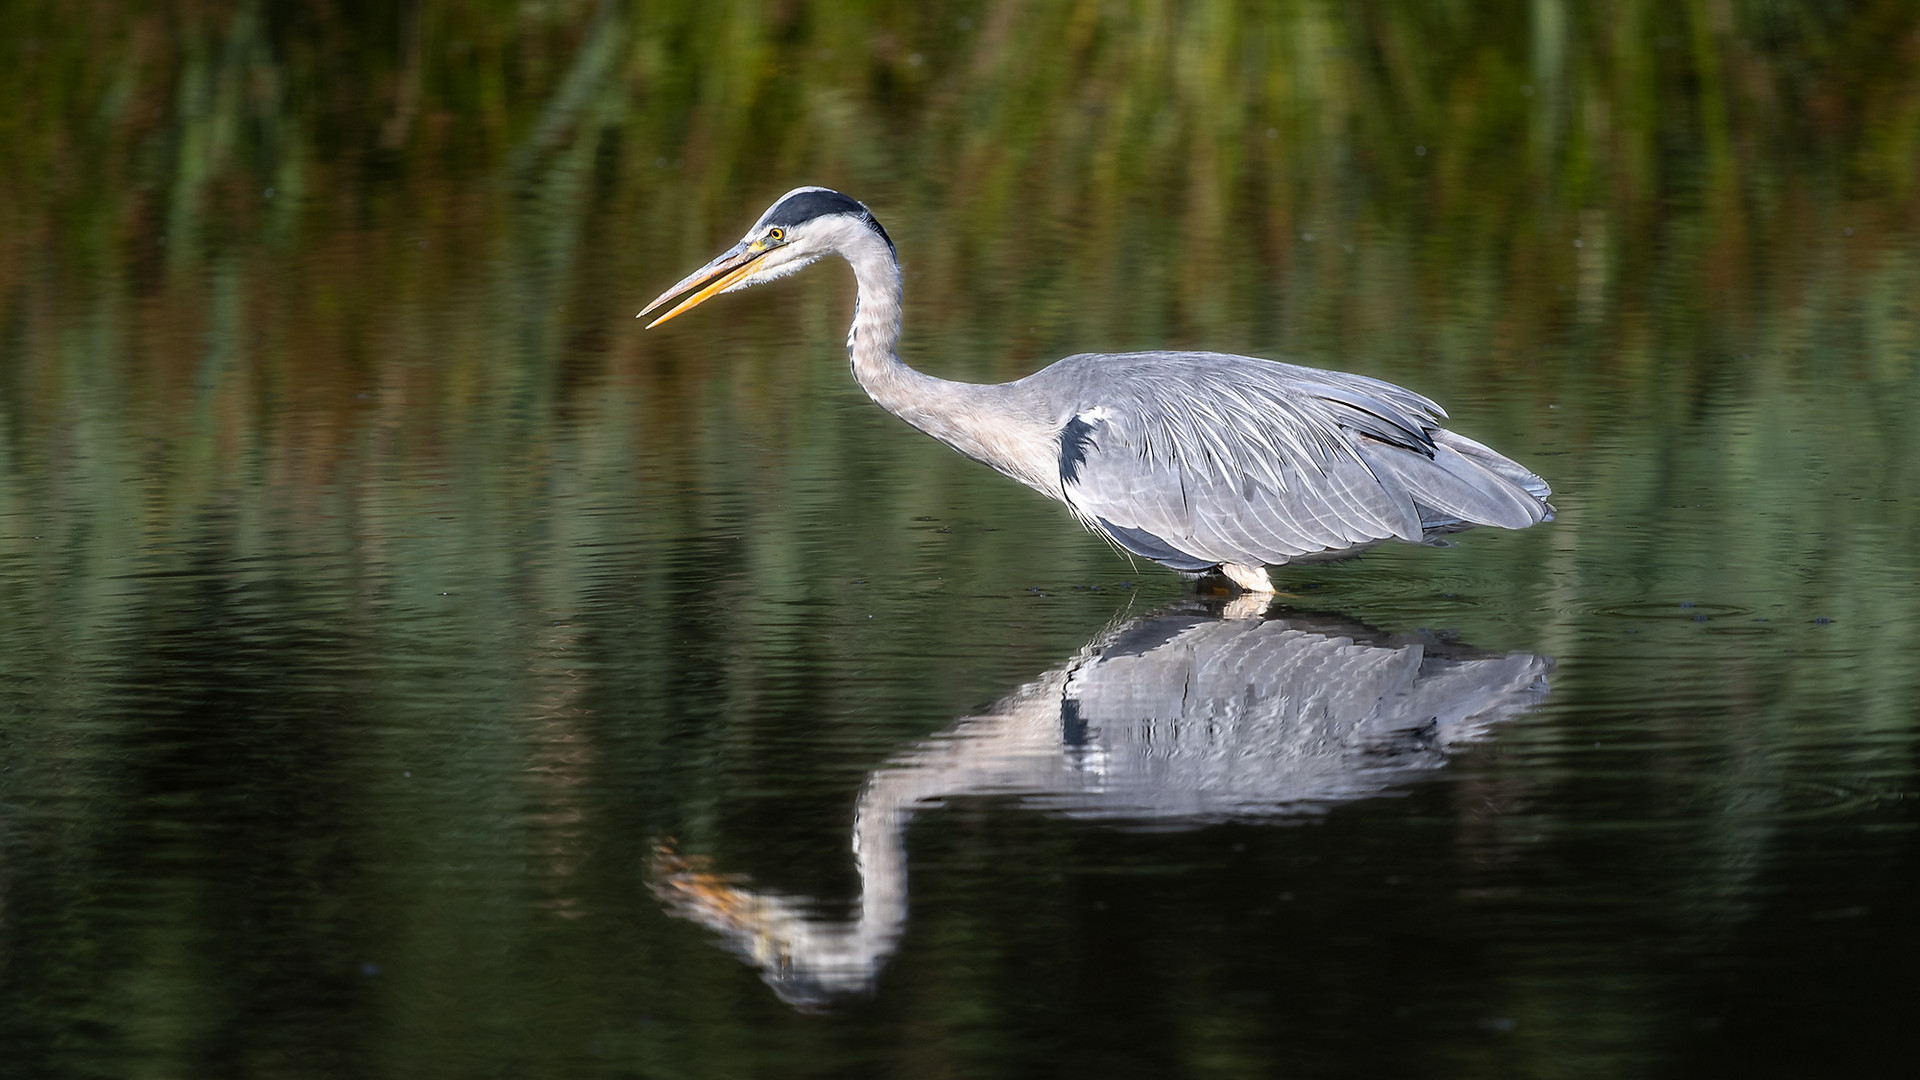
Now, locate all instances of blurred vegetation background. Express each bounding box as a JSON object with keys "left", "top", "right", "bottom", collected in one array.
[
  {"left": 4, "top": 0, "right": 1915, "bottom": 625},
  {"left": 2, "top": 1, "right": 1919, "bottom": 1075},
  {"left": 4, "top": 0, "right": 1917, "bottom": 555},
  {"left": 5, "top": 0, "right": 1916, "bottom": 741}
]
